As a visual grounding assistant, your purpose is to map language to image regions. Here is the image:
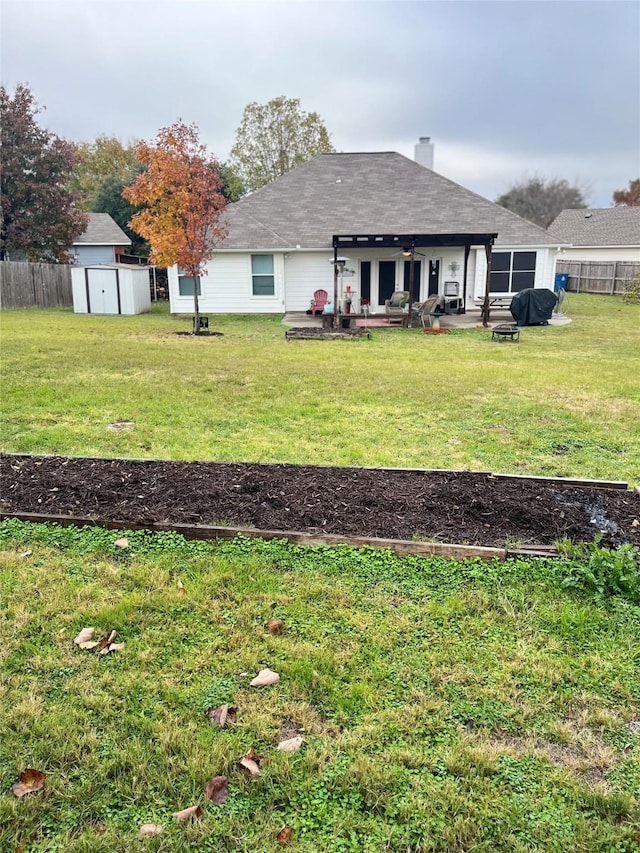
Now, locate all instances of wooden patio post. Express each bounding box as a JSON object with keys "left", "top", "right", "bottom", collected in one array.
[
  {"left": 406, "top": 244, "right": 416, "bottom": 327},
  {"left": 482, "top": 241, "right": 493, "bottom": 327},
  {"left": 332, "top": 244, "right": 339, "bottom": 328},
  {"left": 462, "top": 244, "right": 470, "bottom": 315}
]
